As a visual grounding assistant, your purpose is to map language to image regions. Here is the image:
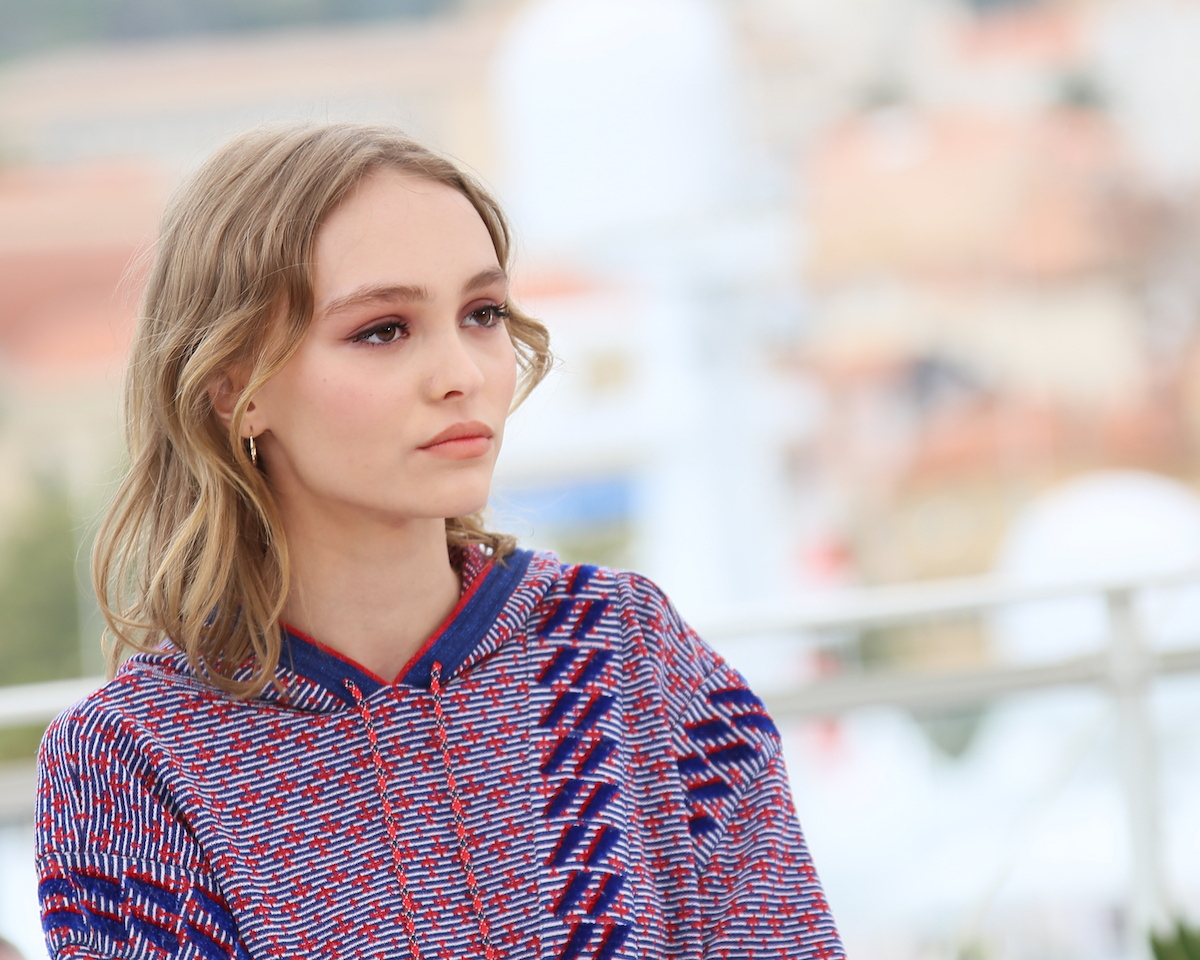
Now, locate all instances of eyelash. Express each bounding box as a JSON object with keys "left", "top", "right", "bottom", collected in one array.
[
  {"left": 352, "top": 305, "right": 510, "bottom": 346},
  {"left": 465, "top": 304, "right": 511, "bottom": 328},
  {"left": 353, "top": 320, "right": 409, "bottom": 345}
]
